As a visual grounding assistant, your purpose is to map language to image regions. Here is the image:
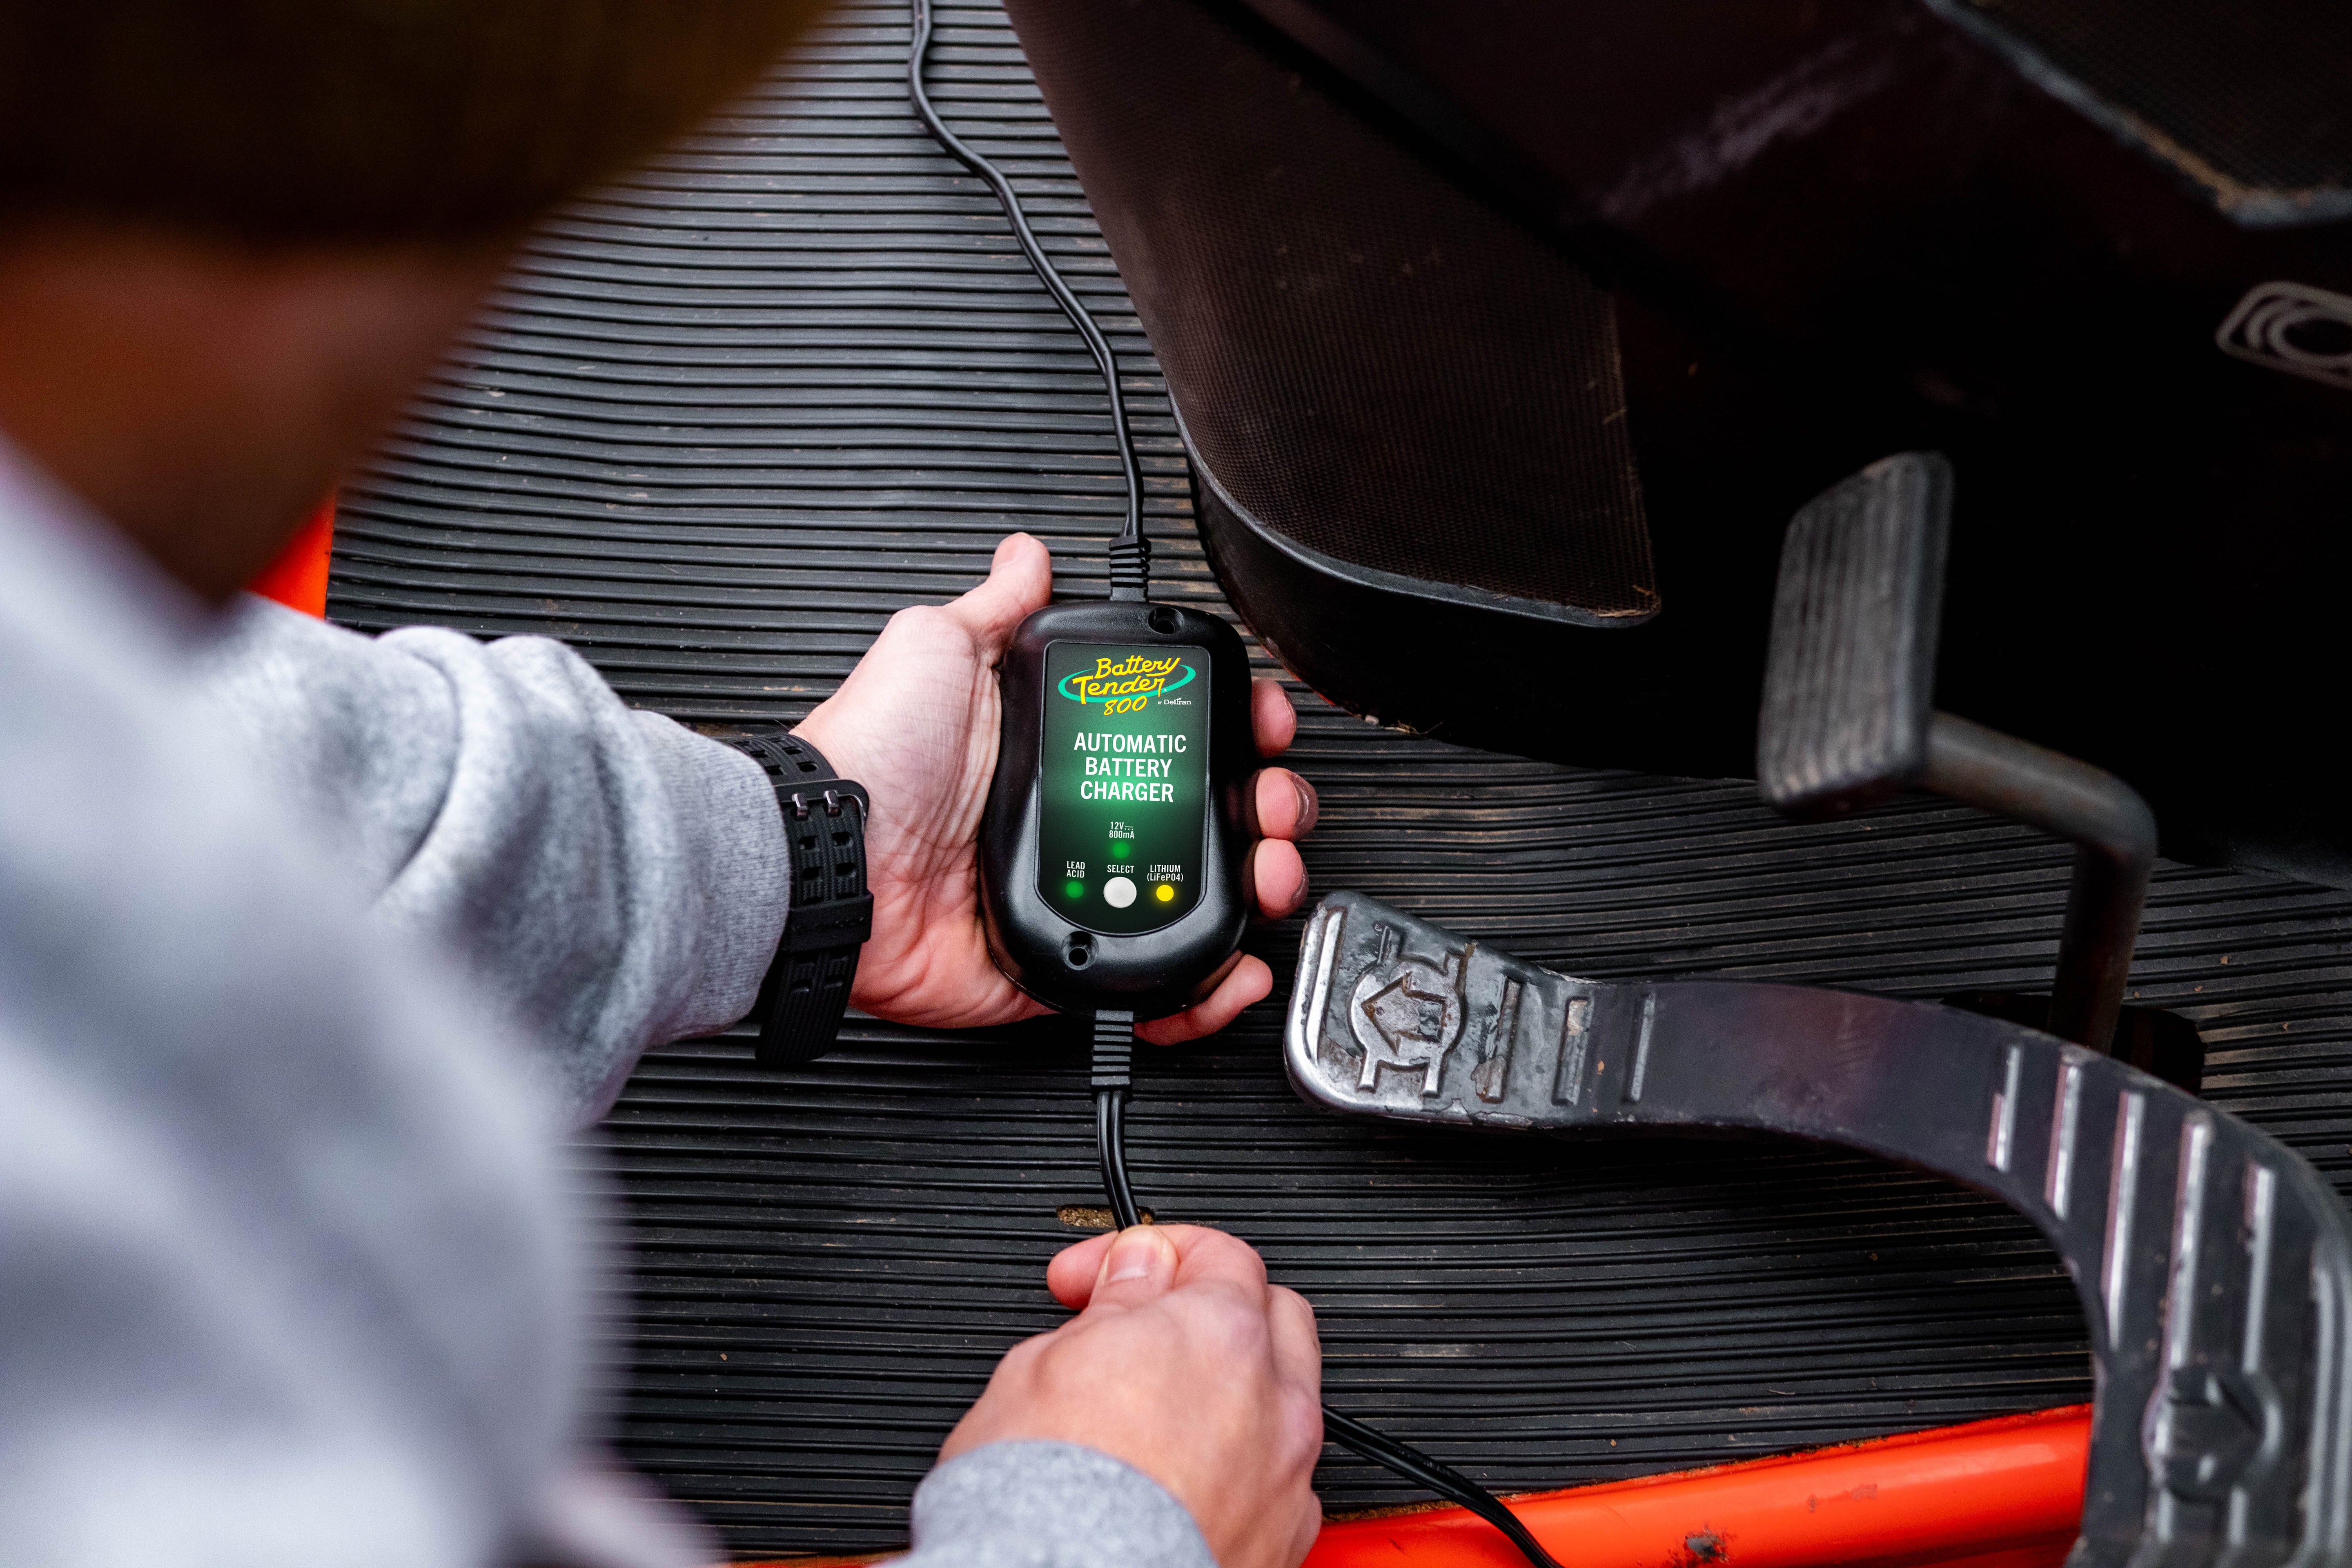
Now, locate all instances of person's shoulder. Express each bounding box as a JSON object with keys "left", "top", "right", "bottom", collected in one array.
[
  {"left": 0, "top": 486, "right": 354, "bottom": 1039},
  {"left": 0, "top": 514, "right": 546, "bottom": 1166},
  {"left": 0, "top": 500, "right": 587, "bottom": 1568}
]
